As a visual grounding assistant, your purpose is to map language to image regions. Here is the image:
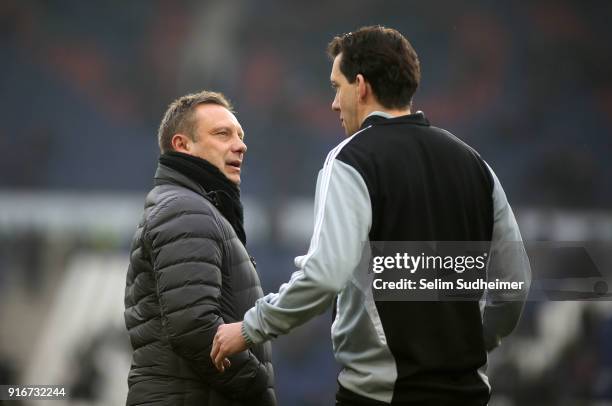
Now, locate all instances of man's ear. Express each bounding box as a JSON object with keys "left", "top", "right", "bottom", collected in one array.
[
  {"left": 170, "top": 134, "right": 191, "bottom": 153},
  {"left": 356, "top": 74, "right": 368, "bottom": 103}
]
